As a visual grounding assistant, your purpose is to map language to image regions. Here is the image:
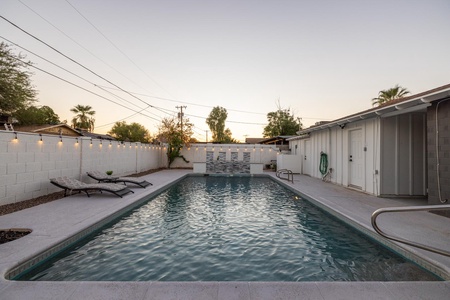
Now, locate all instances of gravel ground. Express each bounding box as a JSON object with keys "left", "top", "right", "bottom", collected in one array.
[{"left": 0, "top": 168, "right": 164, "bottom": 244}]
